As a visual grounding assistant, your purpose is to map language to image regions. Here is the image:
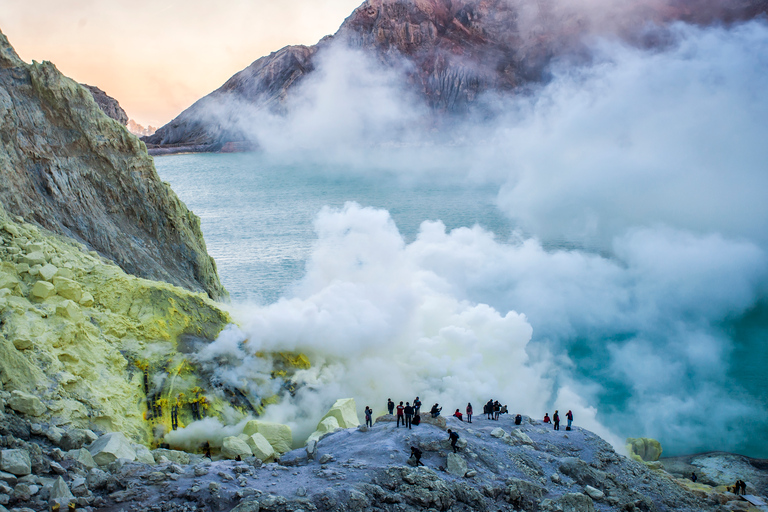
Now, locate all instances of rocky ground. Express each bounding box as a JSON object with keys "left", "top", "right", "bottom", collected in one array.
[{"left": 2, "top": 397, "right": 766, "bottom": 512}]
